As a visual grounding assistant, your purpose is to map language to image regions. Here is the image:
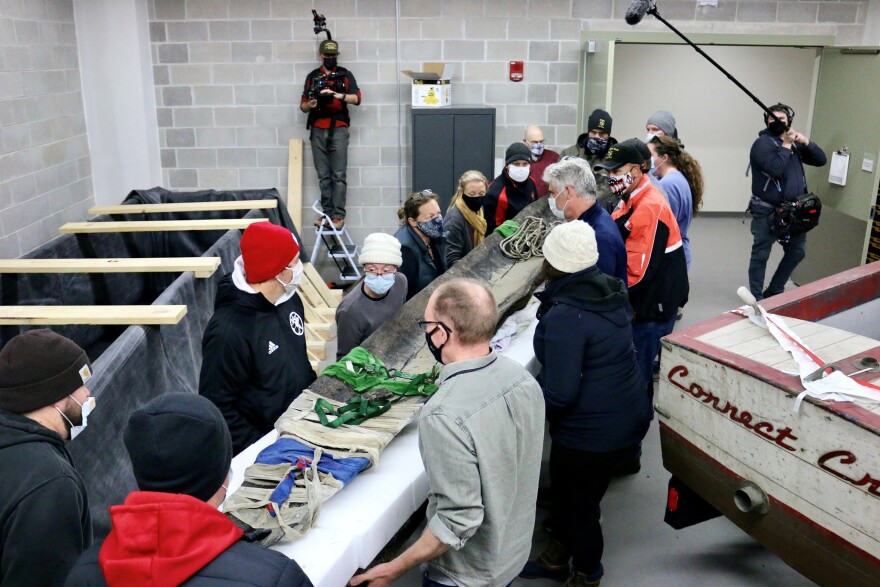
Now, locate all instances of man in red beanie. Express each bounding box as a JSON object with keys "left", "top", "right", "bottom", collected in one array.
[
  {"left": 199, "top": 222, "right": 316, "bottom": 455},
  {"left": 0, "top": 329, "right": 95, "bottom": 586}
]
